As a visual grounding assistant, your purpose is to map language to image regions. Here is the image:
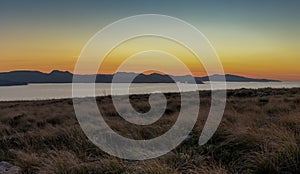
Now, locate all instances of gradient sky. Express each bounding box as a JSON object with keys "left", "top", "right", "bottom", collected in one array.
[{"left": 0, "top": 0, "right": 299, "bottom": 80}]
